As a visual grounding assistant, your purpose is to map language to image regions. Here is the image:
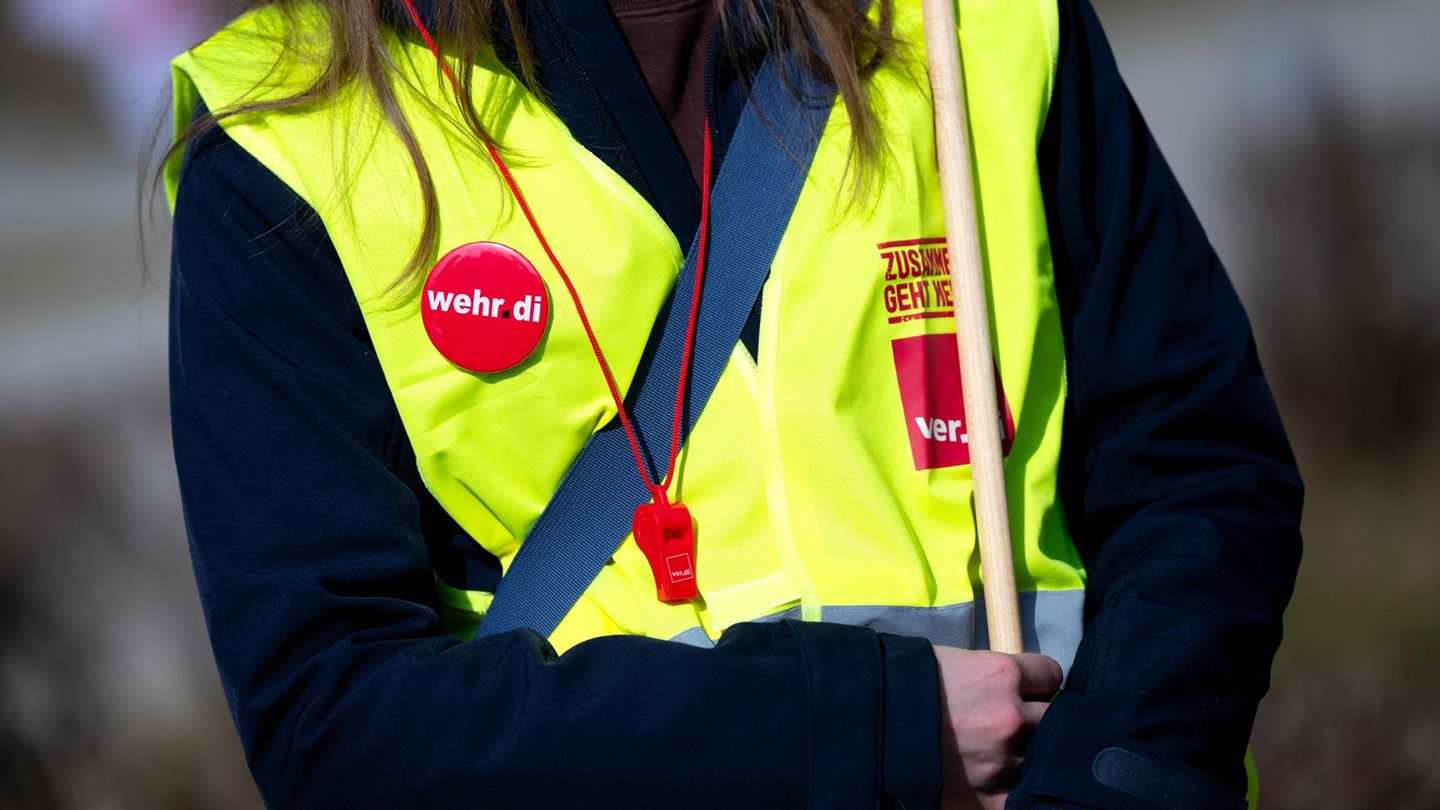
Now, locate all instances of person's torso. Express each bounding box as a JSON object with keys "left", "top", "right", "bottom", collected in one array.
[{"left": 166, "top": 0, "right": 1087, "bottom": 668}]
